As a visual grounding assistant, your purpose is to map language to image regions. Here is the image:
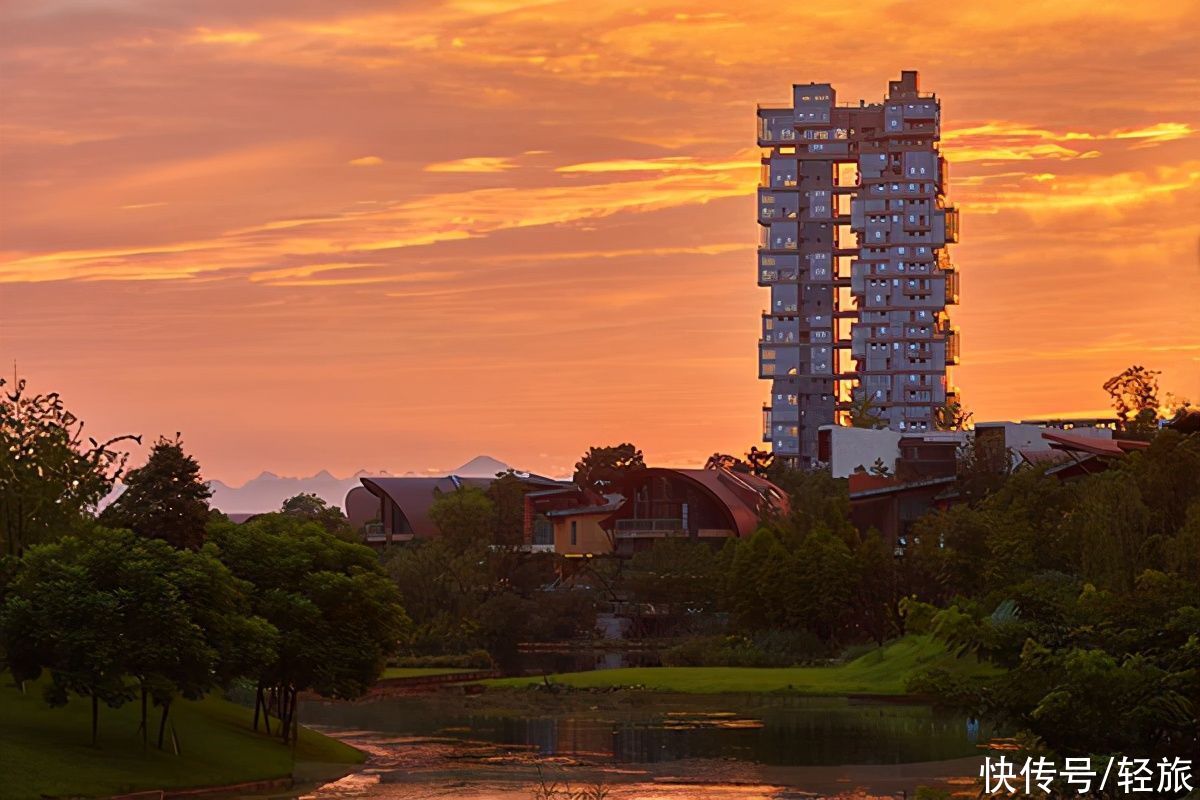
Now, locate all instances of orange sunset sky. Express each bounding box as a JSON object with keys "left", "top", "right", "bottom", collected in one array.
[{"left": 1, "top": 0, "right": 1198, "bottom": 484}]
